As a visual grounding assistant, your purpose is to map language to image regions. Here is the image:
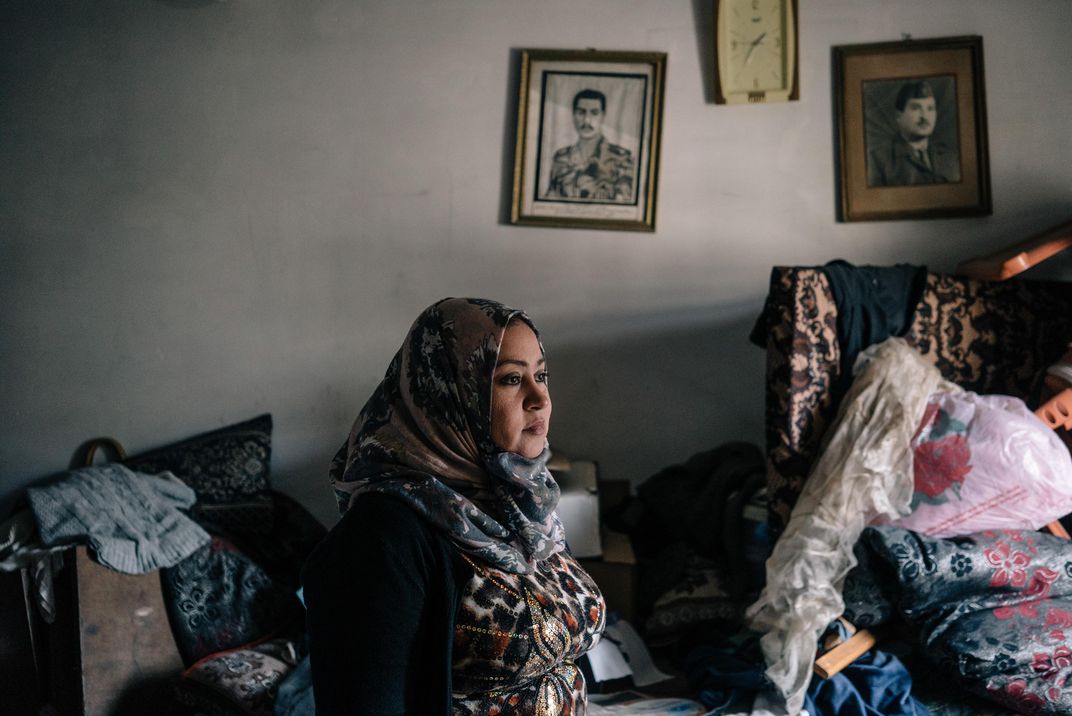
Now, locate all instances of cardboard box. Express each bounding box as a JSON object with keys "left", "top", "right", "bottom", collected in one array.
[
  {"left": 580, "top": 528, "right": 638, "bottom": 623},
  {"left": 552, "top": 460, "right": 602, "bottom": 558}
]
